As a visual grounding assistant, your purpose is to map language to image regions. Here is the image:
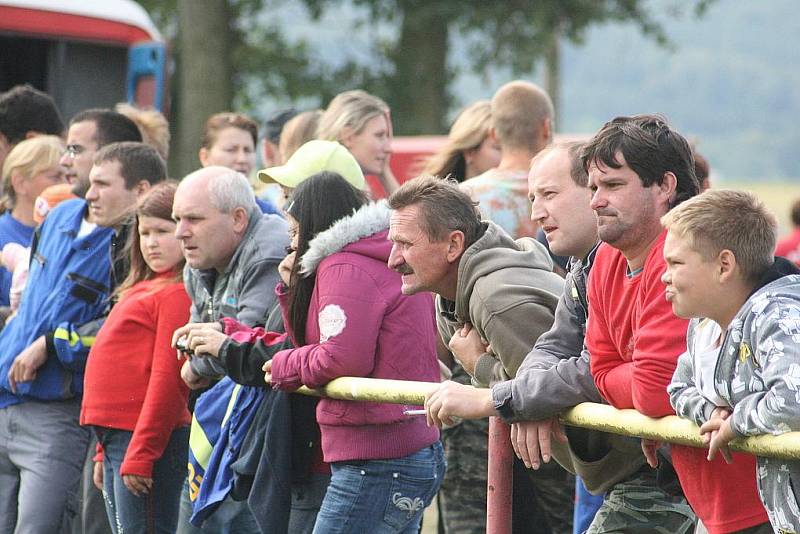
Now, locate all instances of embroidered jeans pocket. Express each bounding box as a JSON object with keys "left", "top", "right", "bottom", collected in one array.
[{"left": 381, "top": 444, "right": 444, "bottom": 531}]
